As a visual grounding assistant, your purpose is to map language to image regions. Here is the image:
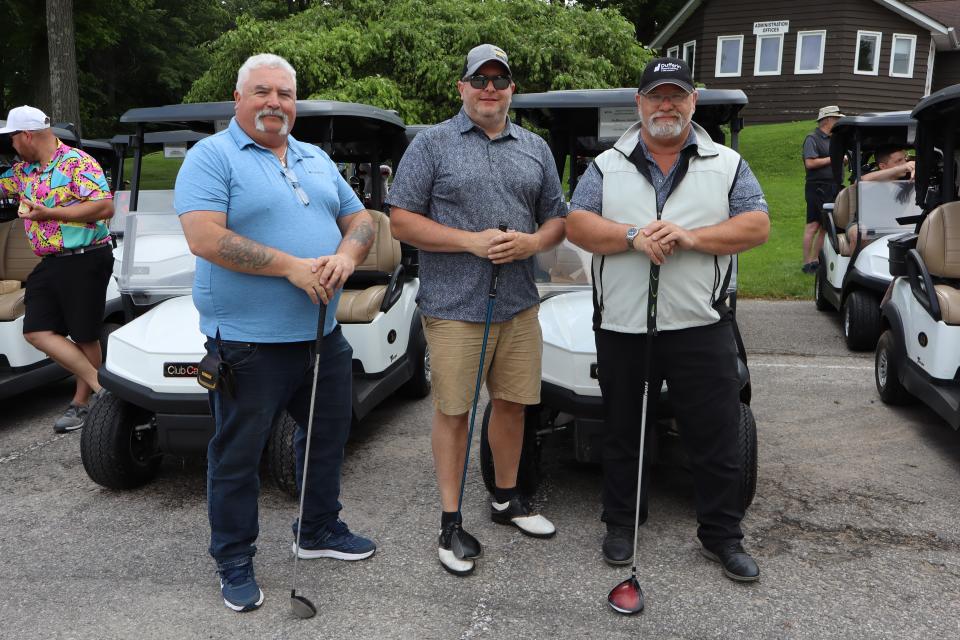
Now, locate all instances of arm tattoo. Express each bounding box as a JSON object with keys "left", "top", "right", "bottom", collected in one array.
[
  {"left": 217, "top": 233, "right": 274, "bottom": 270},
  {"left": 347, "top": 220, "right": 375, "bottom": 248}
]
